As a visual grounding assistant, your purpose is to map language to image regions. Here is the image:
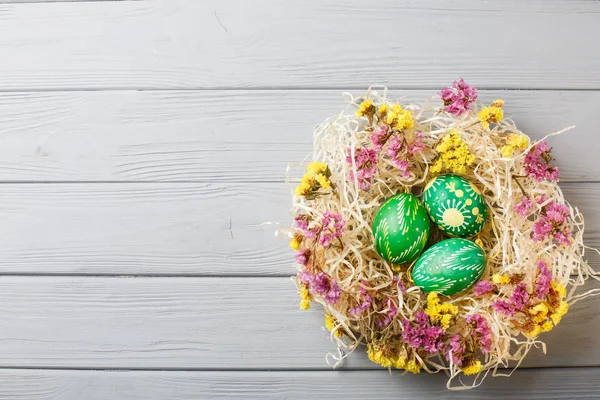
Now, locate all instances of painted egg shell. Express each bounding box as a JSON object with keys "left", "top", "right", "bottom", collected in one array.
[
  {"left": 372, "top": 193, "right": 430, "bottom": 264},
  {"left": 422, "top": 174, "right": 487, "bottom": 237},
  {"left": 412, "top": 238, "right": 486, "bottom": 295}
]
